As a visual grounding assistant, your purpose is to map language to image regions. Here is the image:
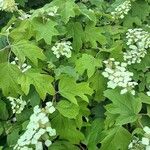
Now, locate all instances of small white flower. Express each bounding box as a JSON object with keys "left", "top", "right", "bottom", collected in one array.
[
  {"left": 147, "top": 92, "right": 150, "bottom": 96},
  {"left": 45, "top": 140, "right": 52, "bottom": 147},
  {"left": 128, "top": 142, "right": 133, "bottom": 148},
  {"left": 120, "top": 88, "right": 128, "bottom": 94},
  {"left": 10, "top": 57, "right": 31, "bottom": 72},
  {"left": 35, "top": 142, "right": 43, "bottom": 150},
  {"left": 144, "top": 126, "right": 150, "bottom": 134},
  {"left": 142, "top": 137, "right": 149, "bottom": 145},
  {"left": 146, "top": 145, "right": 150, "bottom": 150}
]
